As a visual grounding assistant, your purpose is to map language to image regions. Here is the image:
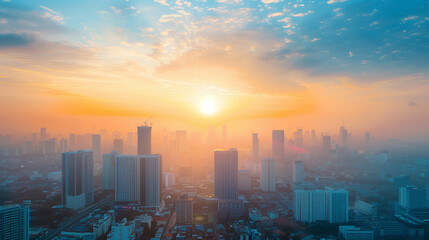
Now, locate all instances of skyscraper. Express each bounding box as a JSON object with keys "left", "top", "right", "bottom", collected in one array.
[
  {"left": 113, "top": 138, "right": 124, "bottom": 154},
  {"left": 62, "top": 150, "right": 94, "bottom": 209},
  {"left": 103, "top": 151, "right": 118, "bottom": 191},
  {"left": 261, "top": 158, "right": 276, "bottom": 192},
  {"left": 252, "top": 133, "right": 259, "bottom": 163},
  {"left": 139, "top": 154, "right": 162, "bottom": 207},
  {"left": 137, "top": 125, "right": 151, "bottom": 155},
  {"left": 115, "top": 155, "right": 140, "bottom": 202},
  {"left": 214, "top": 148, "right": 238, "bottom": 200},
  {"left": 293, "top": 161, "right": 305, "bottom": 183},
  {"left": 92, "top": 134, "right": 101, "bottom": 161},
  {"left": 272, "top": 130, "right": 285, "bottom": 181},
  {"left": 294, "top": 190, "right": 312, "bottom": 223},
  {"left": 0, "top": 204, "right": 30, "bottom": 240}
]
